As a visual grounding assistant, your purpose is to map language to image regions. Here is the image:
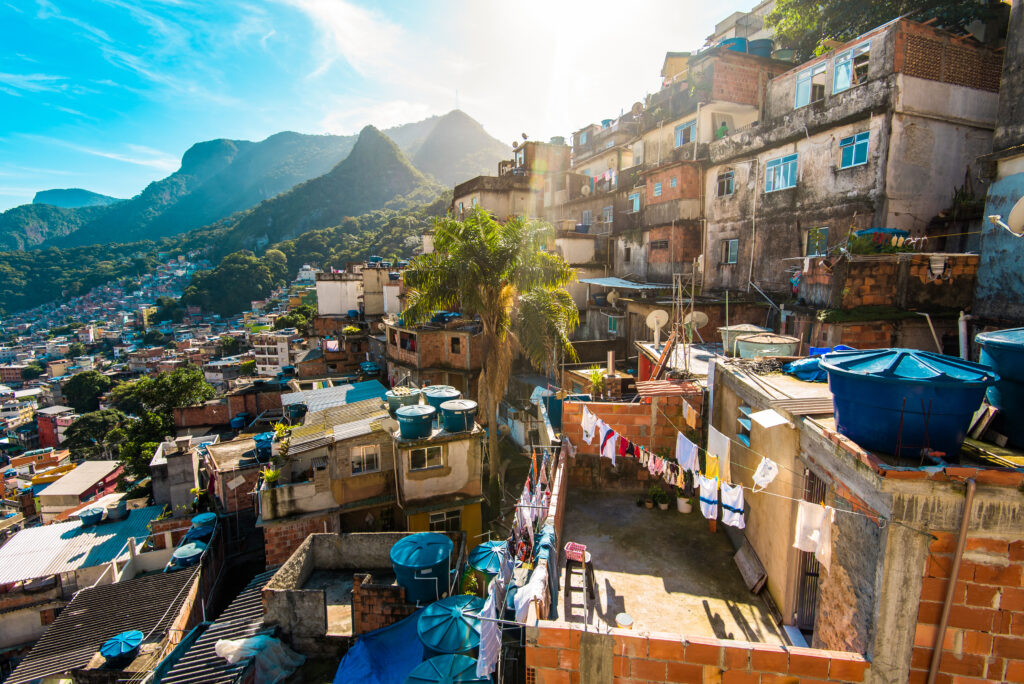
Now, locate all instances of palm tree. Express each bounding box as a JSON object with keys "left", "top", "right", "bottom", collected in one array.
[{"left": 403, "top": 208, "right": 579, "bottom": 495}]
